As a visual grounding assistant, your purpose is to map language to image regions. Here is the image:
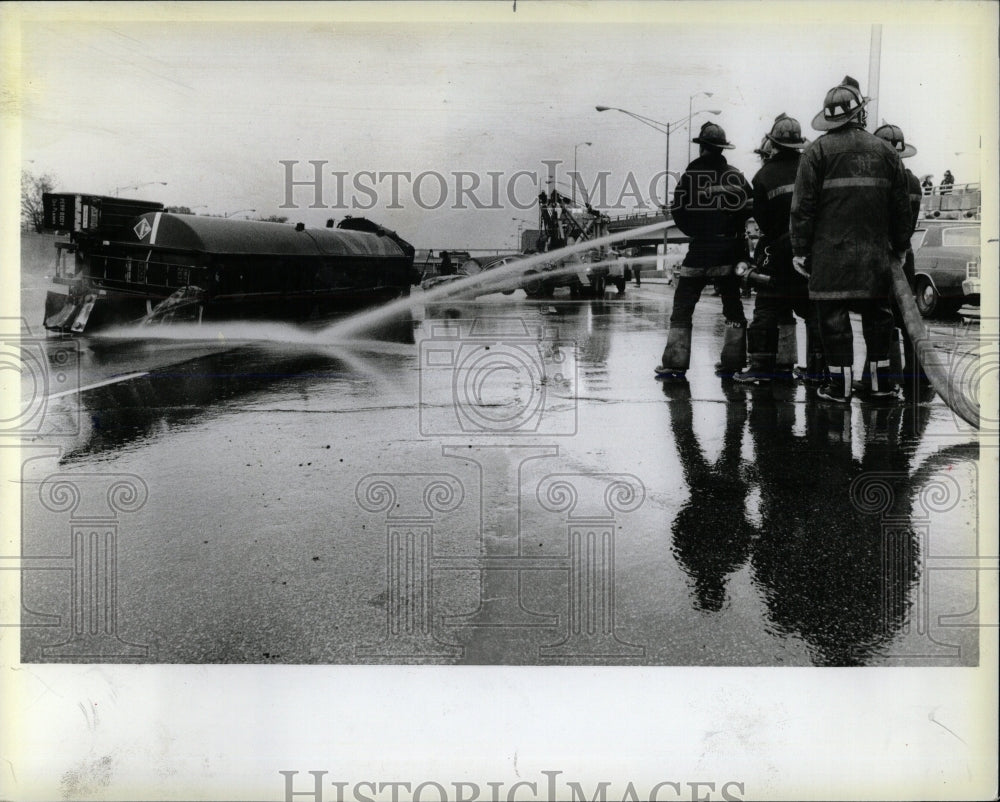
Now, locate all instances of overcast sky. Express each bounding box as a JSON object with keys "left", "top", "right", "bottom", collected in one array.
[{"left": 9, "top": 2, "right": 997, "bottom": 250}]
